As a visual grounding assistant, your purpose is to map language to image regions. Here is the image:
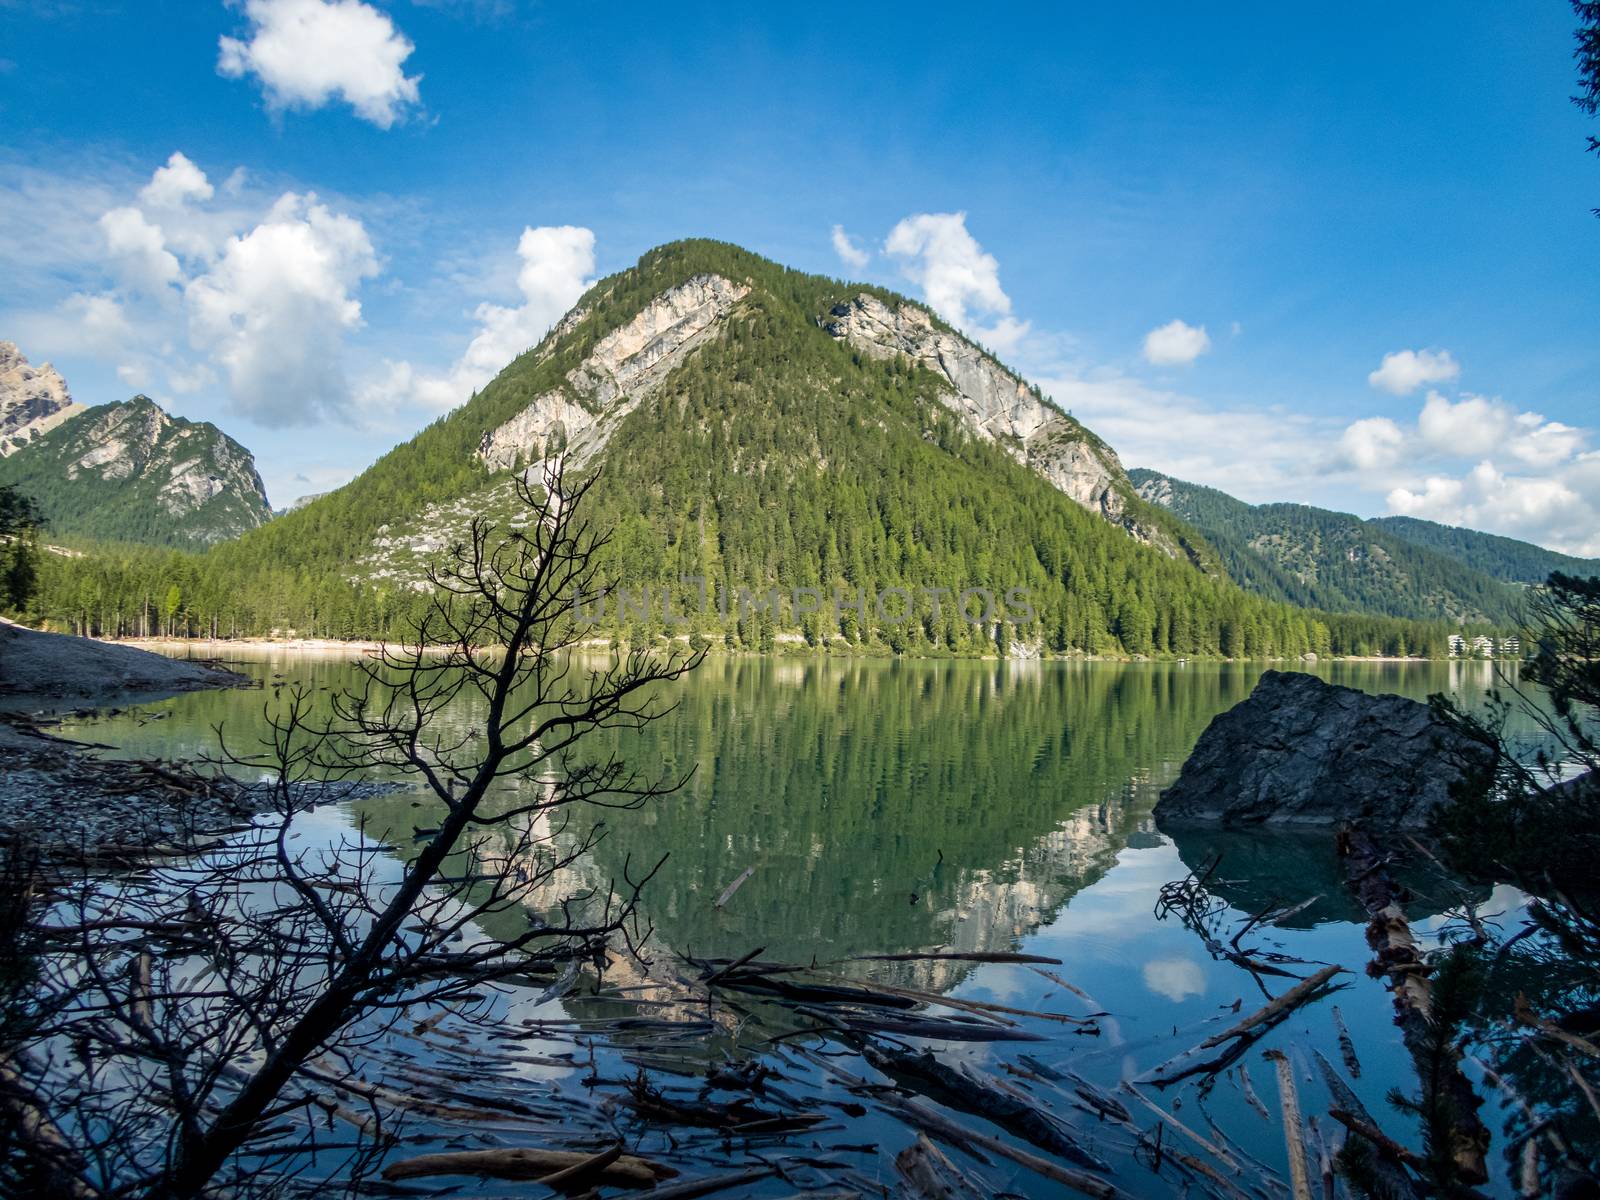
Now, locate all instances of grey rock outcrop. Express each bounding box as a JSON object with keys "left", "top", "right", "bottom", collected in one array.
[
  {"left": 479, "top": 274, "right": 750, "bottom": 472},
  {"left": 0, "top": 340, "right": 84, "bottom": 456},
  {"left": 1154, "top": 670, "right": 1494, "bottom": 829},
  {"left": 823, "top": 295, "right": 1180, "bottom": 555}
]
